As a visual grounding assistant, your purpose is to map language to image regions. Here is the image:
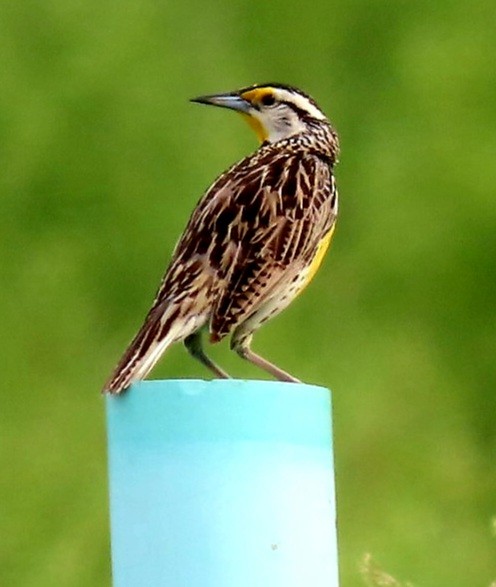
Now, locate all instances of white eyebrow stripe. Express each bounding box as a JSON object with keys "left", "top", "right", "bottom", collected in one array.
[{"left": 273, "top": 89, "right": 327, "bottom": 120}]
